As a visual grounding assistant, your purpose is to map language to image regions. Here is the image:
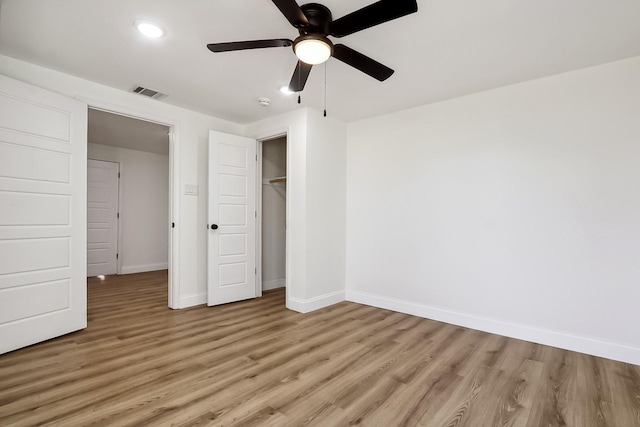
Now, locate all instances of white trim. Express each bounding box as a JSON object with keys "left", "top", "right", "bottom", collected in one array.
[
  {"left": 167, "top": 129, "right": 178, "bottom": 309},
  {"left": 82, "top": 99, "right": 181, "bottom": 309},
  {"left": 346, "top": 290, "right": 640, "bottom": 366},
  {"left": 287, "top": 291, "right": 345, "bottom": 314},
  {"left": 116, "top": 160, "right": 124, "bottom": 275},
  {"left": 120, "top": 263, "right": 169, "bottom": 275},
  {"left": 180, "top": 293, "right": 207, "bottom": 308},
  {"left": 262, "top": 279, "right": 286, "bottom": 291},
  {"left": 255, "top": 139, "right": 263, "bottom": 298}
]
